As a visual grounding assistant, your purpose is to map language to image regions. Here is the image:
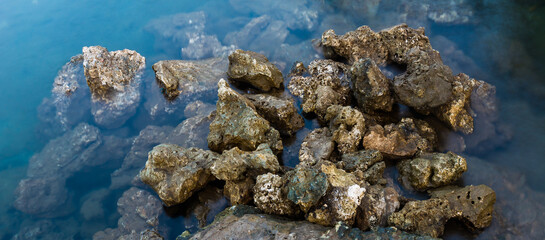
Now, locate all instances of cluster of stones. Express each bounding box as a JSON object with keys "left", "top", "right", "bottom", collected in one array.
[{"left": 140, "top": 24, "right": 497, "bottom": 239}]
